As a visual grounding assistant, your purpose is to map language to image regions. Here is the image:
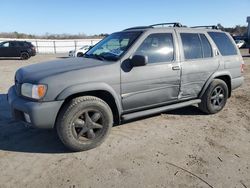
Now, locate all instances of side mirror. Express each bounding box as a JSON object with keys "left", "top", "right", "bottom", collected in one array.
[{"left": 131, "top": 55, "right": 148, "bottom": 67}]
